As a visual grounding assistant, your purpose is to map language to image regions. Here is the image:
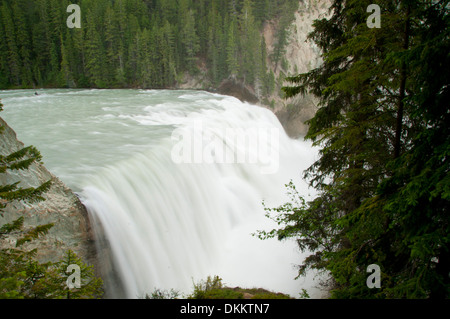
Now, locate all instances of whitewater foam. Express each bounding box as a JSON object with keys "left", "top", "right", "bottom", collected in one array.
[{"left": 1, "top": 89, "right": 322, "bottom": 298}]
